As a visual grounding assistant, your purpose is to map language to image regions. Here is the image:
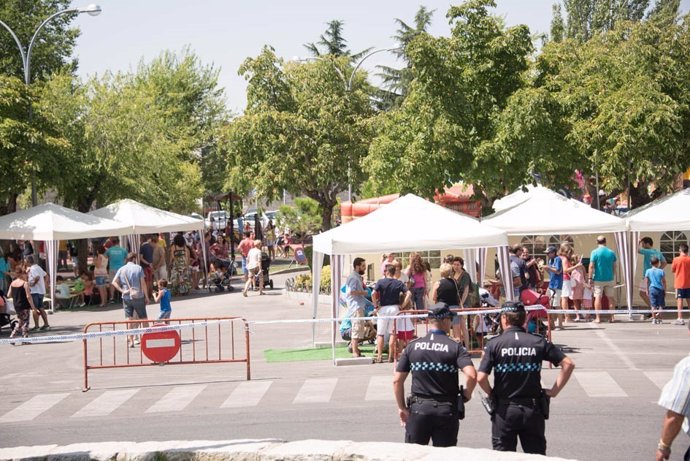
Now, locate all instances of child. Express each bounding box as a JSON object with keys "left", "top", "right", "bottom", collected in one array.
[
  {"left": 645, "top": 256, "right": 666, "bottom": 324},
  {"left": 154, "top": 279, "right": 172, "bottom": 320},
  {"left": 569, "top": 255, "right": 586, "bottom": 322},
  {"left": 79, "top": 273, "right": 94, "bottom": 307}
]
